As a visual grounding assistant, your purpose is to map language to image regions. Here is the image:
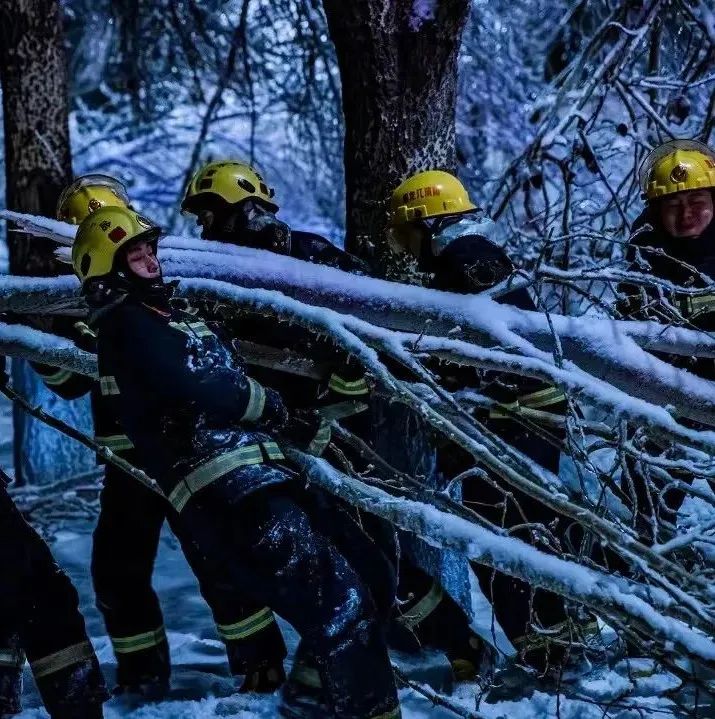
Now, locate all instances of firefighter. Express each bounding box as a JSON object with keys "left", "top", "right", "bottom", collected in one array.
[
  {"left": 180, "top": 161, "right": 368, "bottom": 273},
  {"left": 39, "top": 175, "right": 288, "bottom": 697},
  {"left": 180, "top": 160, "right": 374, "bottom": 467},
  {"left": 70, "top": 205, "right": 400, "bottom": 719},
  {"left": 181, "top": 160, "right": 396, "bottom": 707},
  {"left": 384, "top": 170, "right": 579, "bottom": 684},
  {"left": 617, "top": 140, "right": 715, "bottom": 542},
  {"left": 0, "top": 390, "right": 108, "bottom": 719}
]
